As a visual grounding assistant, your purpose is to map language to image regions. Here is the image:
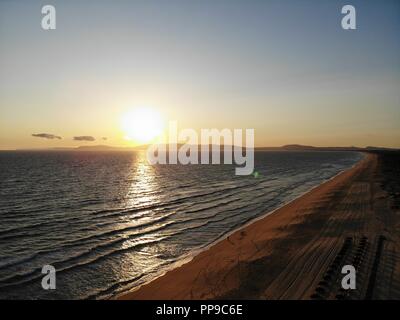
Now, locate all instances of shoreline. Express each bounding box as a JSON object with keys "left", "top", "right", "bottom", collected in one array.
[
  {"left": 115, "top": 152, "right": 366, "bottom": 299},
  {"left": 119, "top": 151, "right": 399, "bottom": 300}
]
